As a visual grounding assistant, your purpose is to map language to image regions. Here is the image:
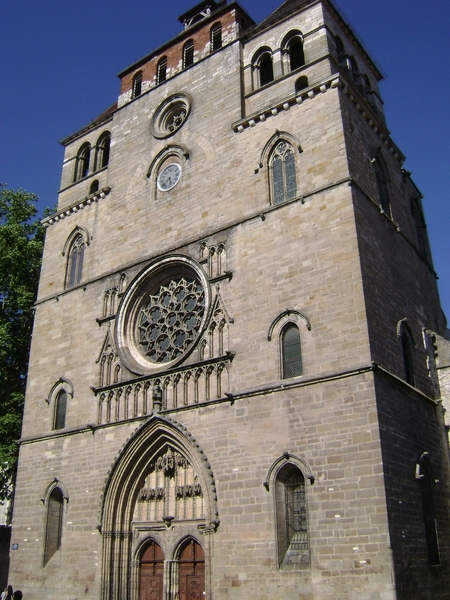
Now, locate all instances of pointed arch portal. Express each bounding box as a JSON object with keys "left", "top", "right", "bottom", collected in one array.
[
  {"left": 139, "top": 540, "right": 164, "bottom": 600},
  {"left": 99, "top": 415, "right": 218, "bottom": 600}
]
